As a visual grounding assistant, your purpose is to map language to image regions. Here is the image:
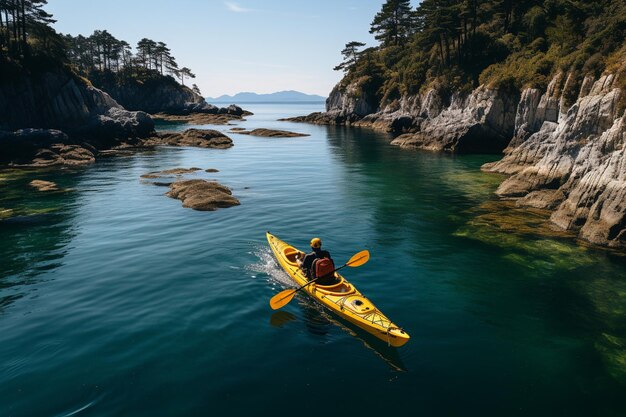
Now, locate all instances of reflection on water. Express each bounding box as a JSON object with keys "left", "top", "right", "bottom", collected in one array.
[
  {"left": 0, "top": 169, "right": 81, "bottom": 312},
  {"left": 269, "top": 311, "right": 296, "bottom": 327}
]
